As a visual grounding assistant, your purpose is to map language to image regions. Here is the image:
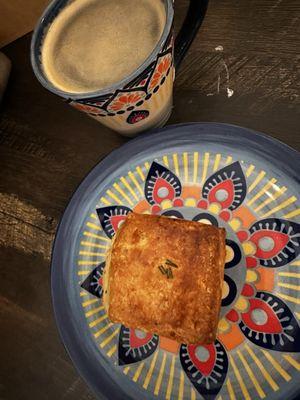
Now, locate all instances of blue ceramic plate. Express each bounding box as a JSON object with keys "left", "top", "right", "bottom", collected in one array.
[{"left": 52, "top": 123, "right": 300, "bottom": 400}]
